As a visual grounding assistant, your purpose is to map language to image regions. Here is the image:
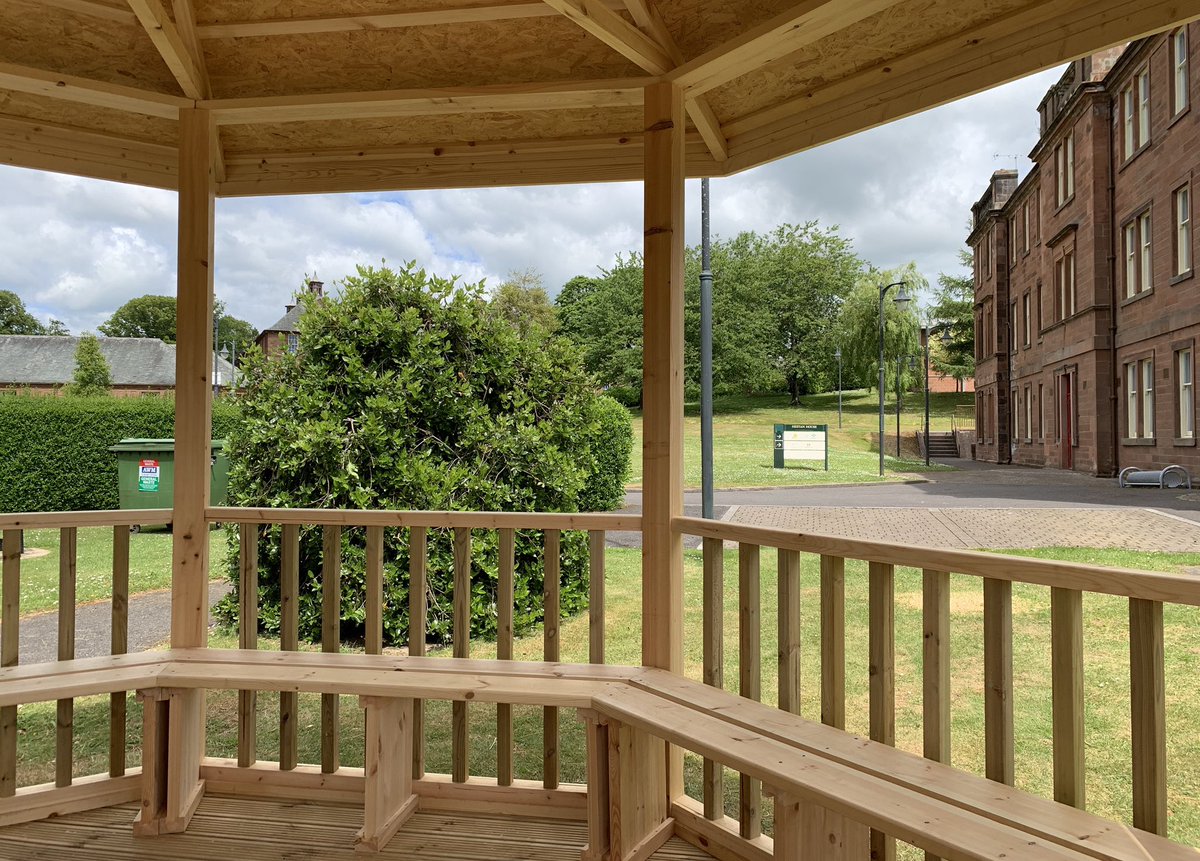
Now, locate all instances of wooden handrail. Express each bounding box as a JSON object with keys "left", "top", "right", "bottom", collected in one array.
[
  {"left": 0, "top": 510, "right": 171, "bottom": 529},
  {"left": 673, "top": 515, "right": 1200, "bottom": 605},
  {"left": 208, "top": 506, "right": 641, "bottom": 531}
]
